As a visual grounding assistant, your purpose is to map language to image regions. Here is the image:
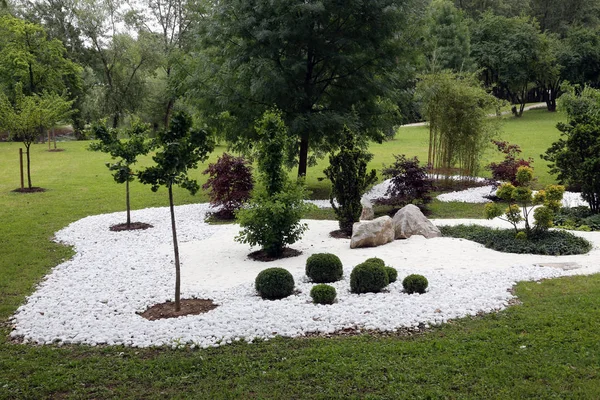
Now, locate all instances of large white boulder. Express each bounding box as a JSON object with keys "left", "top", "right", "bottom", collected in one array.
[
  {"left": 360, "top": 195, "right": 374, "bottom": 221},
  {"left": 350, "top": 216, "right": 395, "bottom": 249},
  {"left": 393, "top": 204, "right": 441, "bottom": 239}
]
